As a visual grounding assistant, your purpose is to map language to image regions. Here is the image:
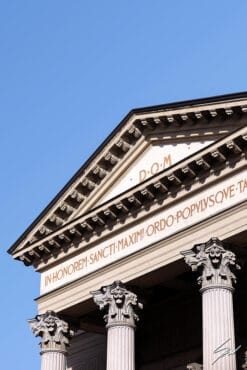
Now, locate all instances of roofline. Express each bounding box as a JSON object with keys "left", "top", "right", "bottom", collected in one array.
[
  {"left": 8, "top": 91, "right": 247, "bottom": 255},
  {"left": 131, "top": 91, "right": 247, "bottom": 115}
]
